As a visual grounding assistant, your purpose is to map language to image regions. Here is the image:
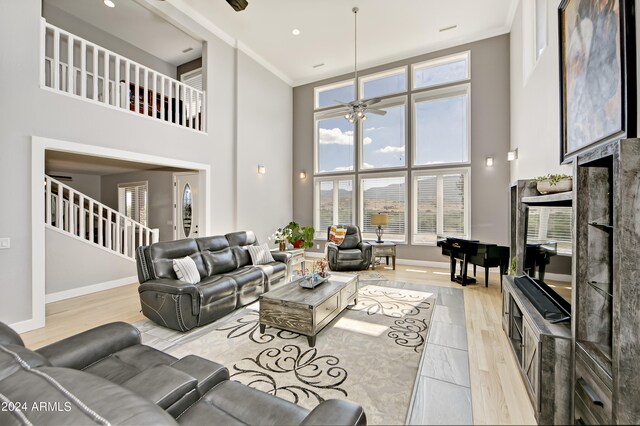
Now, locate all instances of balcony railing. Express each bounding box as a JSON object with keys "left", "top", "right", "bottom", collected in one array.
[{"left": 41, "top": 18, "right": 205, "bottom": 132}]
